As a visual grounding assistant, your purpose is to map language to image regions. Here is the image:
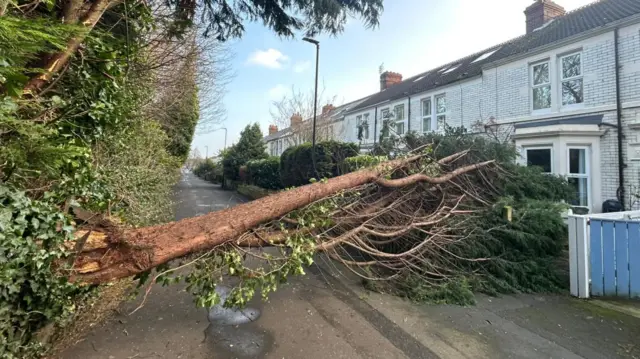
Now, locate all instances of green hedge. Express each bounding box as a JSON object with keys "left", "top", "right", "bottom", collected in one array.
[
  {"left": 237, "top": 184, "right": 274, "bottom": 200},
  {"left": 246, "top": 157, "right": 282, "bottom": 190},
  {"left": 193, "top": 160, "right": 223, "bottom": 183},
  {"left": 280, "top": 141, "right": 359, "bottom": 187}
]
